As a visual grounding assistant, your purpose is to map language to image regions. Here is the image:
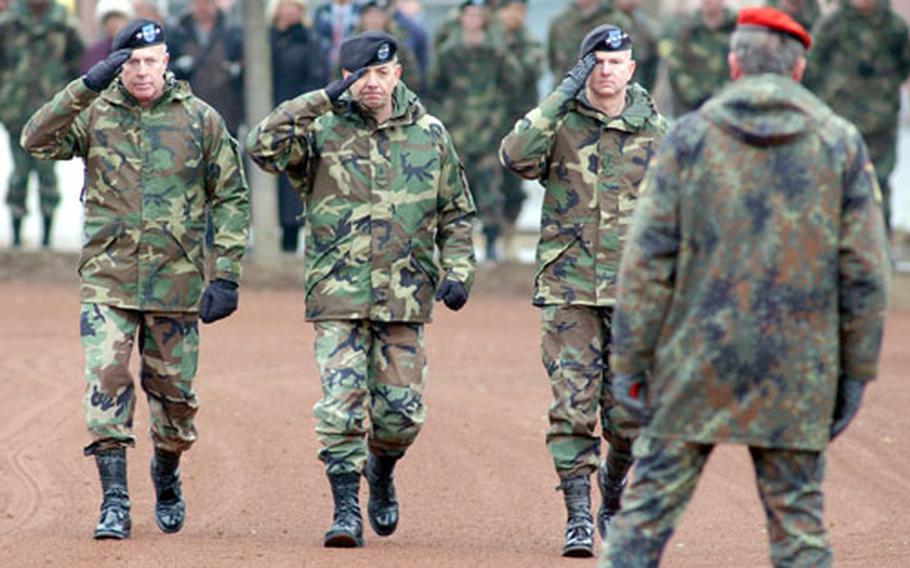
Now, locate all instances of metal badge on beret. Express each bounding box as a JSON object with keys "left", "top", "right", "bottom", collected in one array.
[
  {"left": 339, "top": 31, "right": 399, "bottom": 71},
  {"left": 112, "top": 19, "right": 165, "bottom": 51},
  {"left": 578, "top": 24, "right": 632, "bottom": 58}
]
